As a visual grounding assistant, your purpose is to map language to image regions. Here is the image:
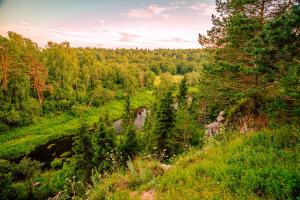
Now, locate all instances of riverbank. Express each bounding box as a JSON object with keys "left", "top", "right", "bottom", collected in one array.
[{"left": 0, "top": 90, "right": 154, "bottom": 160}]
